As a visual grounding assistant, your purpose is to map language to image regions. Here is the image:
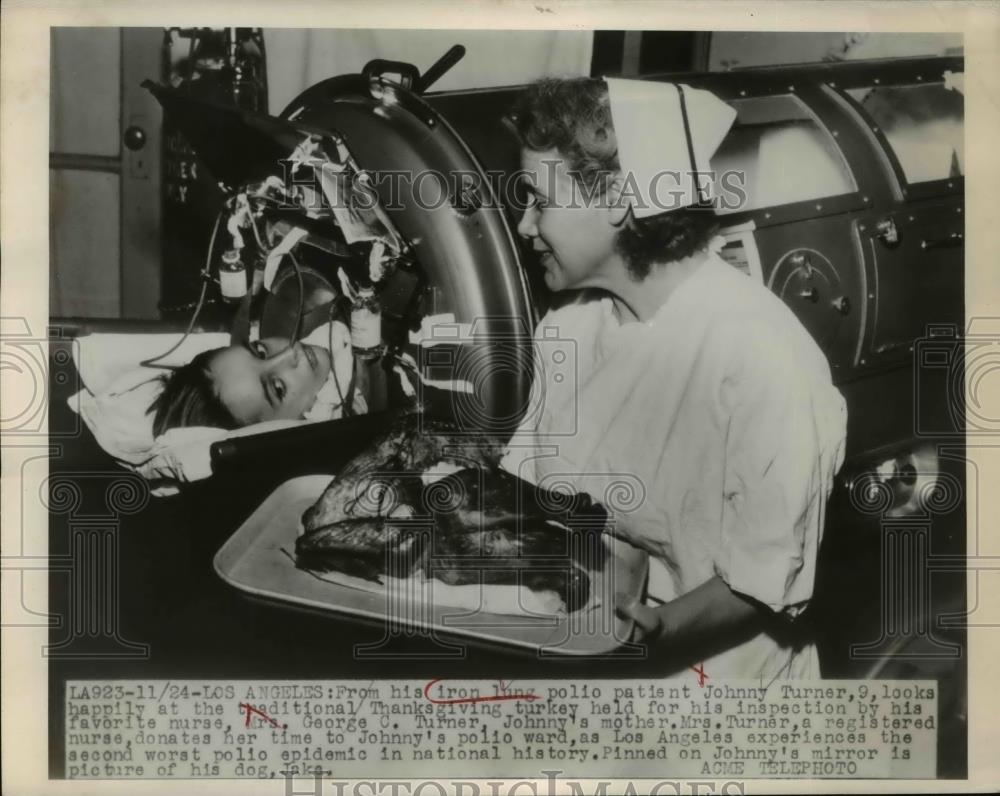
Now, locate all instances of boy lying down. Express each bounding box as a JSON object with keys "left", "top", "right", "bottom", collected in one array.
[
  {"left": 70, "top": 315, "right": 367, "bottom": 494},
  {"left": 149, "top": 256, "right": 370, "bottom": 433},
  {"left": 148, "top": 320, "right": 363, "bottom": 435},
  {"left": 74, "top": 233, "right": 487, "bottom": 493},
  {"left": 71, "top": 261, "right": 465, "bottom": 491}
]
